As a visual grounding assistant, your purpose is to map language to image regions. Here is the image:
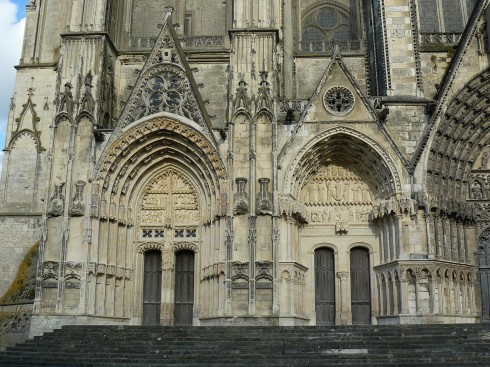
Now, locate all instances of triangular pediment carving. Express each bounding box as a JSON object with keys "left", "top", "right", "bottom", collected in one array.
[
  {"left": 108, "top": 7, "right": 216, "bottom": 145},
  {"left": 8, "top": 91, "right": 43, "bottom": 152},
  {"left": 301, "top": 47, "right": 377, "bottom": 124}
]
